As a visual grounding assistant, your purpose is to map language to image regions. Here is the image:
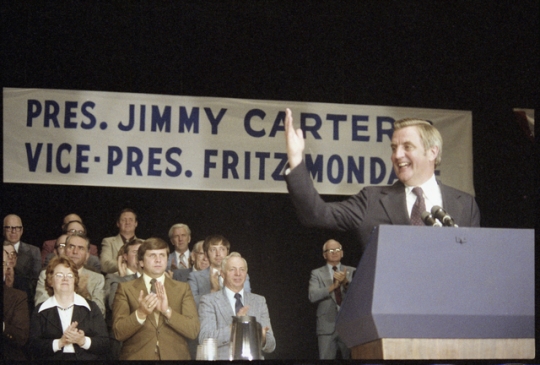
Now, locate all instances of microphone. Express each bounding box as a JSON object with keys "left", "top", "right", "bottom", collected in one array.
[
  {"left": 421, "top": 211, "right": 442, "bottom": 226},
  {"left": 431, "top": 205, "right": 458, "bottom": 227}
]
